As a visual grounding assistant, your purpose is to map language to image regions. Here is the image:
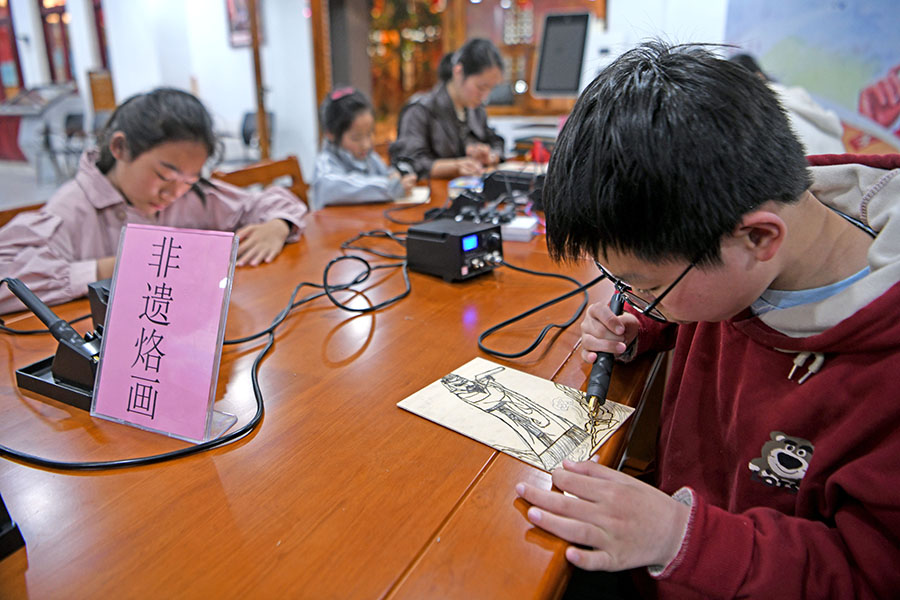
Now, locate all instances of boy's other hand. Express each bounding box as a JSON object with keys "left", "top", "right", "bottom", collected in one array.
[
  {"left": 580, "top": 299, "right": 640, "bottom": 363},
  {"left": 516, "top": 460, "right": 690, "bottom": 572},
  {"left": 235, "top": 219, "right": 291, "bottom": 267}
]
